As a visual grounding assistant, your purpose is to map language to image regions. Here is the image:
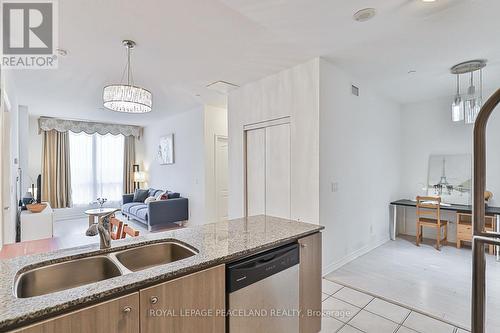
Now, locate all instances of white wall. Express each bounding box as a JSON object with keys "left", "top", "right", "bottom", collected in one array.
[
  {"left": 319, "top": 59, "right": 402, "bottom": 273},
  {"left": 143, "top": 107, "right": 206, "bottom": 225},
  {"left": 228, "top": 58, "right": 320, "bottom": 224},
  {"left": 204, "top": 105, "right": 228, "bottom": 223}
]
